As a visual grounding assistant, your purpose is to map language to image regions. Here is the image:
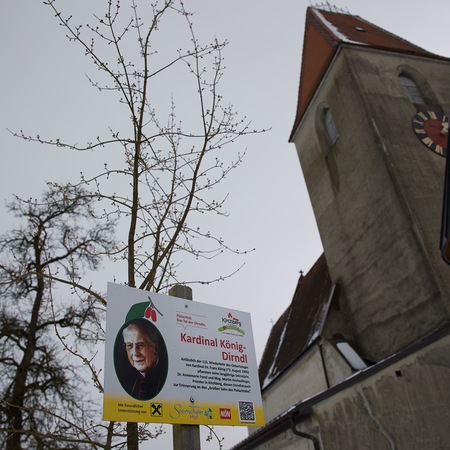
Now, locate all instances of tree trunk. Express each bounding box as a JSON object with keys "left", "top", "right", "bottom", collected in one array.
[{"left": 6, "top": 235, "right": 44, "bottom": 450}]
